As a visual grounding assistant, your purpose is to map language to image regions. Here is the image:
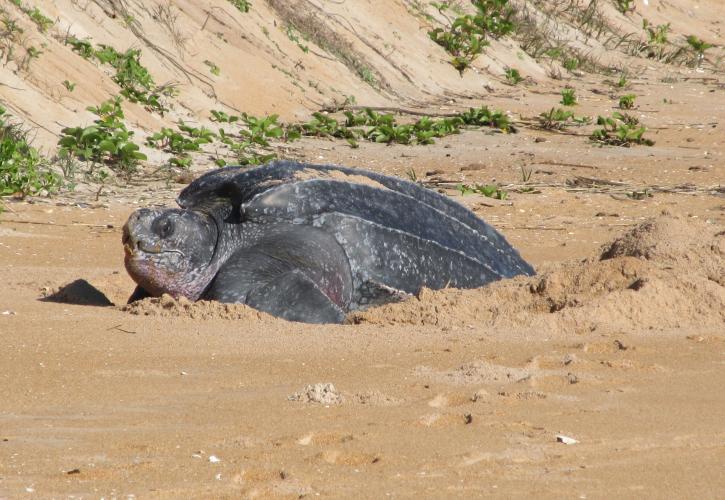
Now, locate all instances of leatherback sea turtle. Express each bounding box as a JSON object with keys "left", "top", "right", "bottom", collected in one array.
[{"left": 123, "top": 161, "right": 534, "bottom": 323}]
